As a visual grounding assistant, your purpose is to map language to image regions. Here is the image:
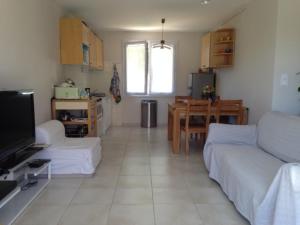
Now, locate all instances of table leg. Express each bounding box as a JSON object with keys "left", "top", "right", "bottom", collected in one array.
[
  {"left": 168, "top": 110, "right": 173, "bottom": 140},
  {"left": 172, "top": 110, "right": 180, "bottom": 154}
]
